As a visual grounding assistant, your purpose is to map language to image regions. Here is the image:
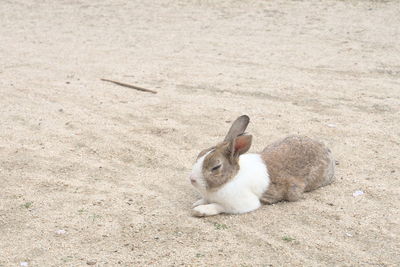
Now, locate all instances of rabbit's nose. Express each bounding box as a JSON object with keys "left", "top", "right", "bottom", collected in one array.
[{"left": 189, "top": 175, "right": 196, "bottom": 184}]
